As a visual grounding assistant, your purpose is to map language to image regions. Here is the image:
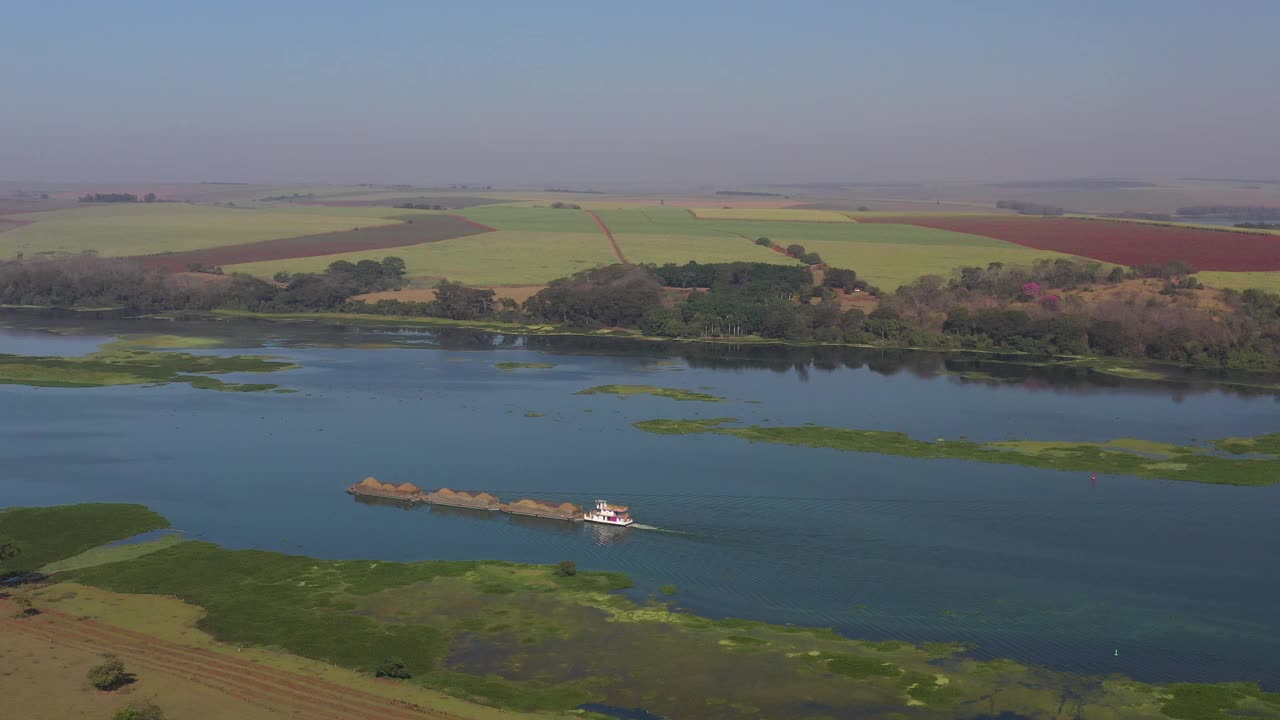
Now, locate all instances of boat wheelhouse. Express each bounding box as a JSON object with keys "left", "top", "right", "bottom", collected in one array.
[{"left": 584, "top": 499, "right": 634, "bottom": 526}]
